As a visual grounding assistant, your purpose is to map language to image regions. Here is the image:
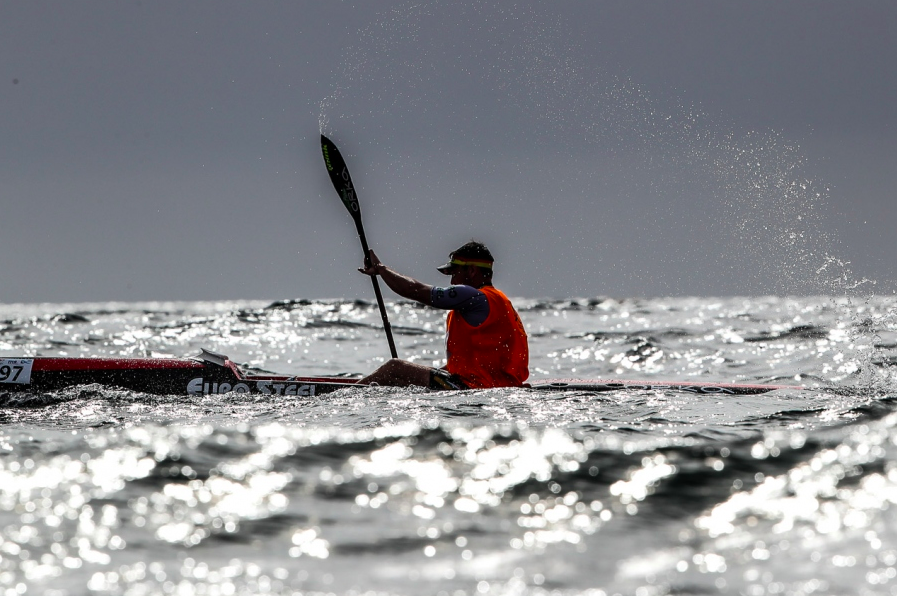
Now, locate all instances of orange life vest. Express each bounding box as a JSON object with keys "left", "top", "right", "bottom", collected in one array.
[{"left": 445, "top": 286, "right": 529, "bottom": 388}]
